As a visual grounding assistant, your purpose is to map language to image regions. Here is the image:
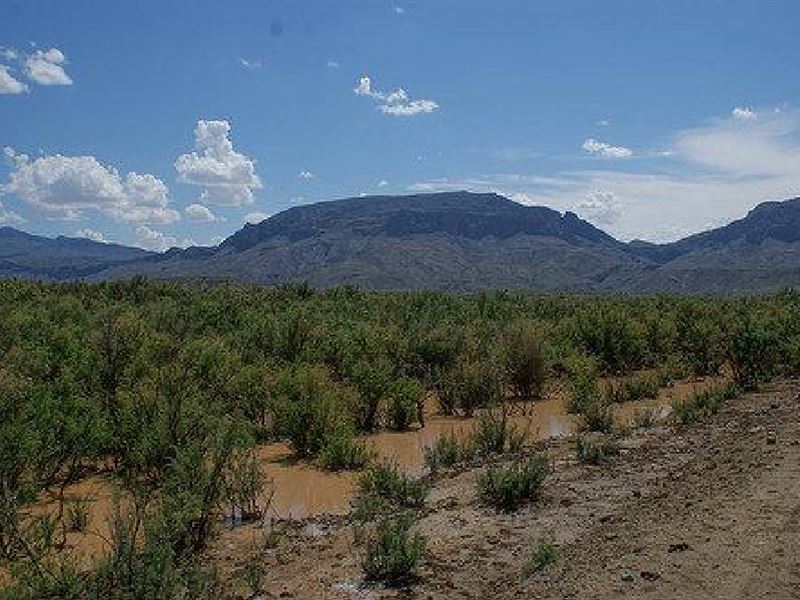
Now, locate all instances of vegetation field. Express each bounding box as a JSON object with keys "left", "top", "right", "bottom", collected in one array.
[{"left": 1, "top": 278, "right": 799, "bottom": 599}]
